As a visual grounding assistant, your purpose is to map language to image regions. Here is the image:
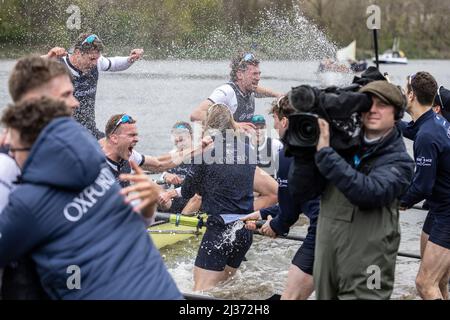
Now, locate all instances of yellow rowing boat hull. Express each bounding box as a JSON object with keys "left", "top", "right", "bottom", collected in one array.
[{"left": 149, "top": 222, "right": 204, "bottom": 249}]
